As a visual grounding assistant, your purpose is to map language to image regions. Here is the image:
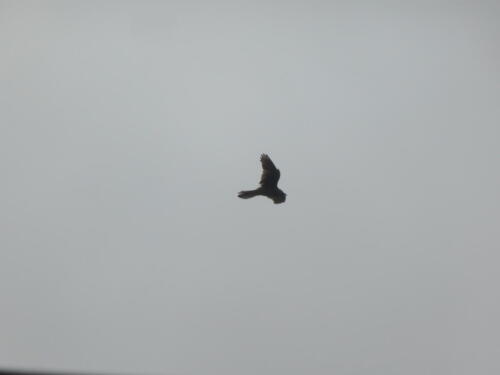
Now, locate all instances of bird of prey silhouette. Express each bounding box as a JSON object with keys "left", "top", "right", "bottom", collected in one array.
[{"left": 238, "top": 154, "right": 286, "bottom": 204}]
